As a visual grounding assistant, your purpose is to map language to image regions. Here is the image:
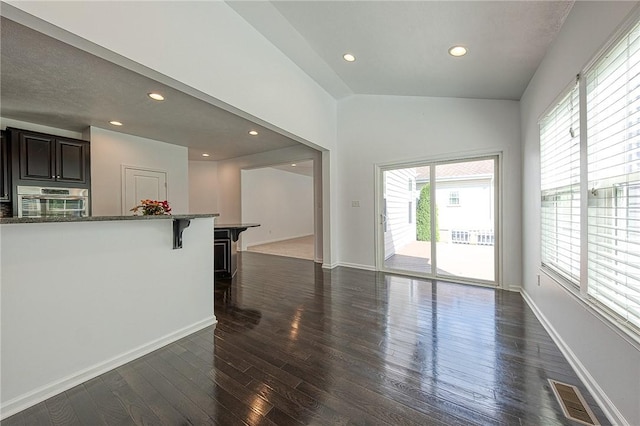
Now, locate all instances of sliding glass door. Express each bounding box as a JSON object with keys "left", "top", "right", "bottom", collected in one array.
[
  {"left": 380, "top": 156, "right": 498, "bottom": 285},
  {"left": 382, "top": 166, "right": 432, "bottom": 275}
]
